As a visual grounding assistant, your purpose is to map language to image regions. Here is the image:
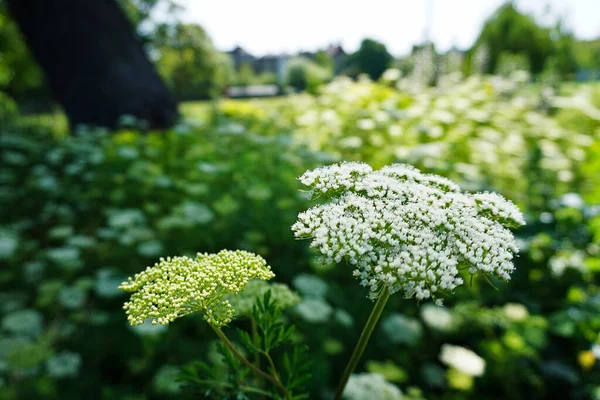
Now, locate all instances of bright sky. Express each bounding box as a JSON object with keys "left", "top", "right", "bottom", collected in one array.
[{"left": 176, "top": 0, "right": 600, "bottom": 57}]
